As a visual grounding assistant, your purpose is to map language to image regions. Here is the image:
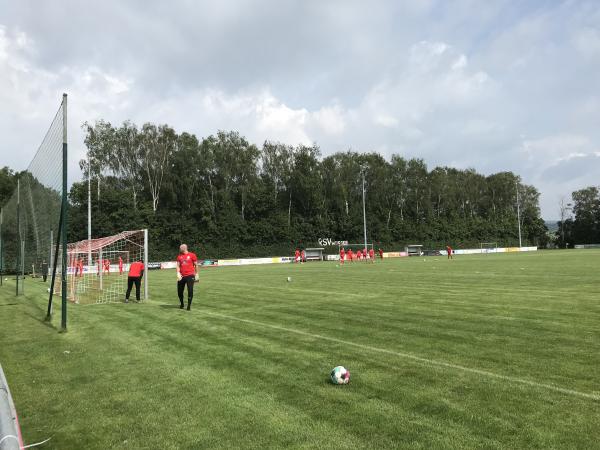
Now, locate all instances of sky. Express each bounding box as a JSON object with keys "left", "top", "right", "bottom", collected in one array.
[{"left": 1, "top": 0, "right": 599, "bottom": 219}]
